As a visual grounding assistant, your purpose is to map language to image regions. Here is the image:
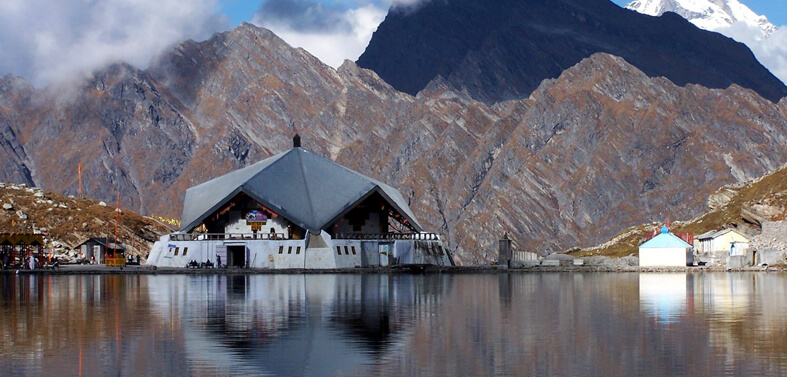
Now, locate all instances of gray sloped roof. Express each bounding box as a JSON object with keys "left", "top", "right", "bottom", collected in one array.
[{"left": 180, "top": 148, "right": 423, "bottom": 233}]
